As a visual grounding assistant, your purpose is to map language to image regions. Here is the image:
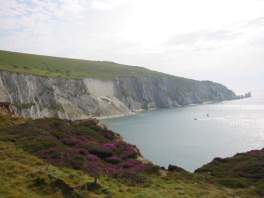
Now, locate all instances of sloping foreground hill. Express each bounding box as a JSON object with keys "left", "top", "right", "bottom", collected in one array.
[
  {"left": 0, "top": 115, "right": 263, "bottom": 197},
  {"left": 0, "top": 50, "right": 237, "bottom": 119},
  {"left": 195, "top": 149, "right": 264, "bottom": 195}
]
